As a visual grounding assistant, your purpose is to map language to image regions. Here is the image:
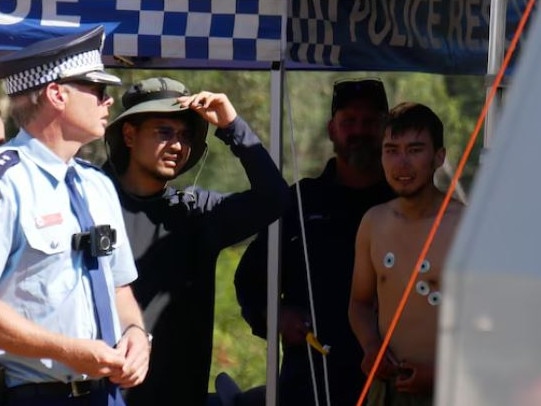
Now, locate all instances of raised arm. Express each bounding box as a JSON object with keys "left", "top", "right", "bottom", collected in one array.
[{"left": 179, "top": 92, "right": 289, "bottom": 248}]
